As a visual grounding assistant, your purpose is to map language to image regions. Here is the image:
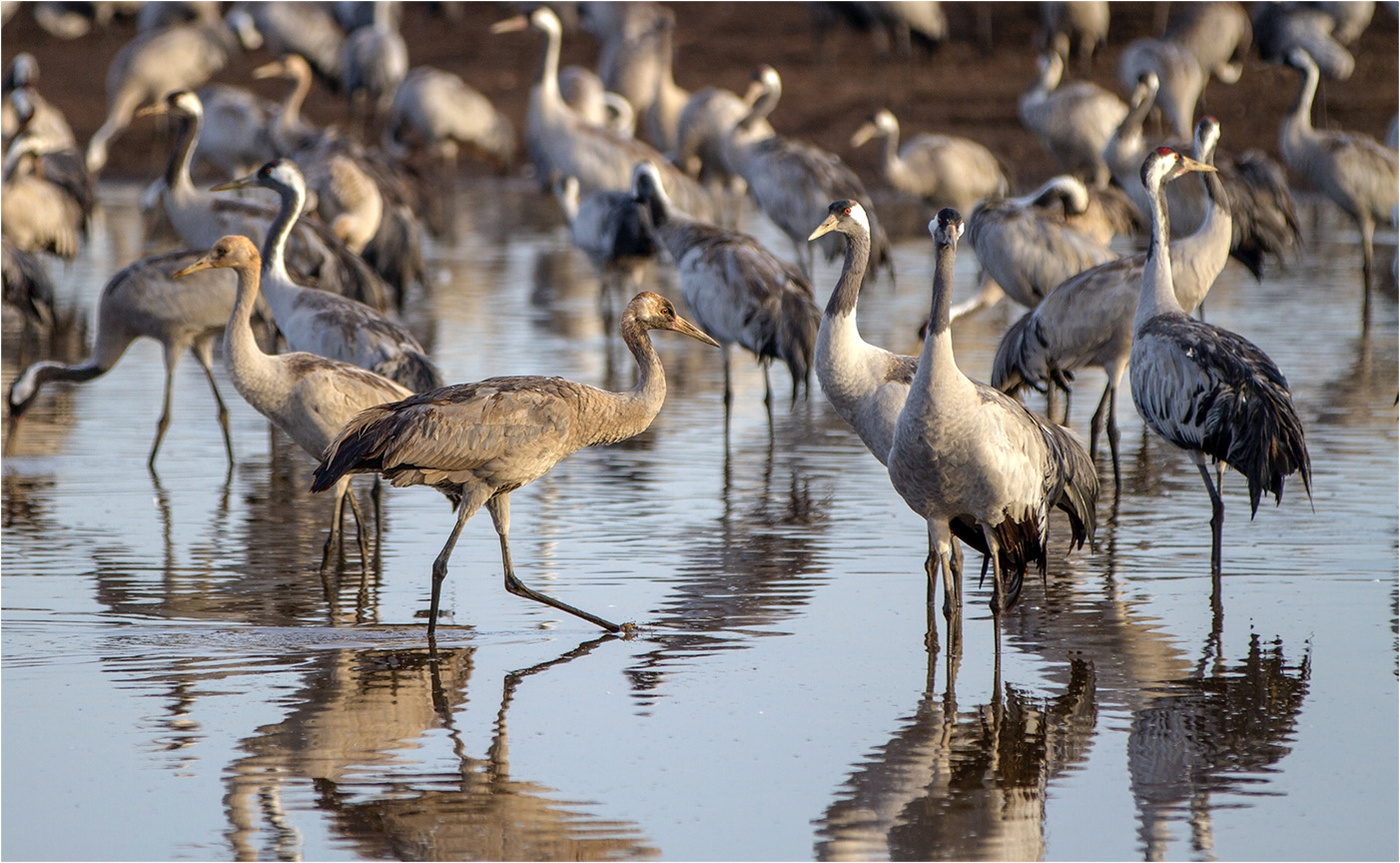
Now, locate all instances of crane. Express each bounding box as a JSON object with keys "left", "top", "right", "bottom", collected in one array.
[
  {"left": 212, "top": 159, "right": 441, "bottom": 393},
  {"left": 992, "top": 117, "right": 1236, "bottom": 491},
  {"left": 1281, "top": 48, "right": 1398, "bottom": 328},
  {"left": 1129, "top": 147, "right": 1311, "bottom": 579},
  {"left": 173, "top": 235, "right": 413, "bottom": 571},
  {"left": 634, "top": 161, "right": 820, "bottom": 408},
  {"left": 849, "top": 109, "right": 1008, "bottom": 213},
  {"left": 1019, "top": 45, "right": 1127, "bottom": 188},
  {"left": 6, "top": 249, "right": 238, "bottom": 468},
  {"left": 310, "top": 290, "right": 720, "bottom": 637},
  {"left": 887, "top": 209, "right": 1097, "bottom": 645}
]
